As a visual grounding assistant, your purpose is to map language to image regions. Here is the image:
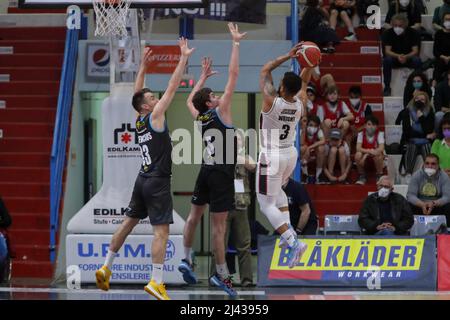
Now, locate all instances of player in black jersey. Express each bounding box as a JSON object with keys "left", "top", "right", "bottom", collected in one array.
[
  {"left": 178, "top": 23, "right": 246, "bottom": 297},
  {"left": 95, "top": 38, "right": 194, "bottom": 300}
]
